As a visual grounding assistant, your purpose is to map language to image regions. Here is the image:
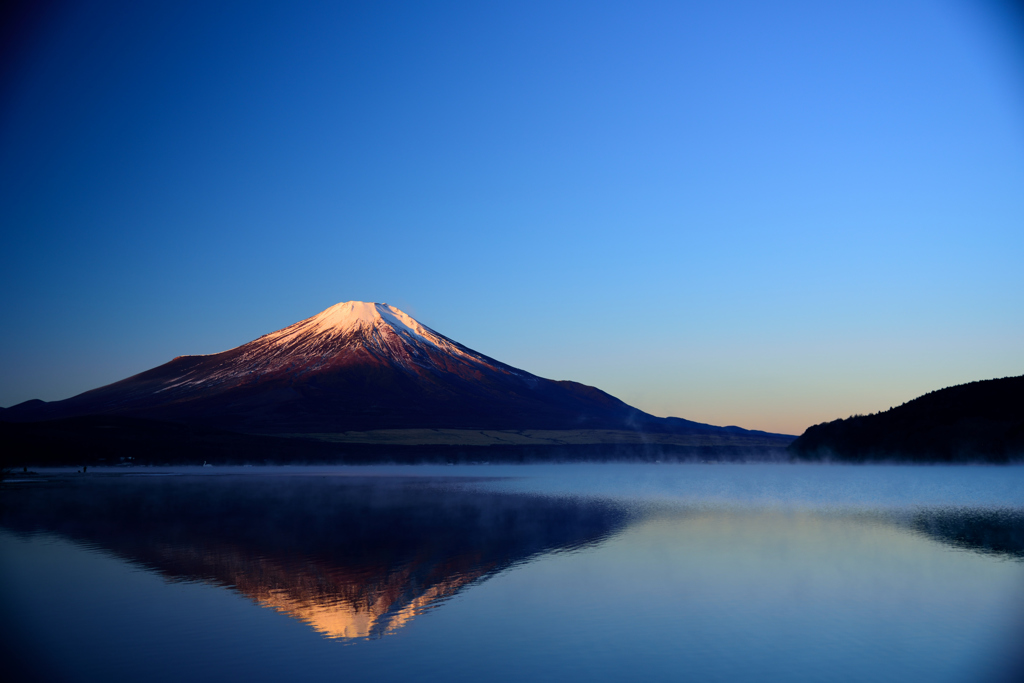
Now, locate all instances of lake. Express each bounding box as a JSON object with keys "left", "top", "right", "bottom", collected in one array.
[{"left": 2, "top": 463, "right": 1023, "bottom": 682}]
